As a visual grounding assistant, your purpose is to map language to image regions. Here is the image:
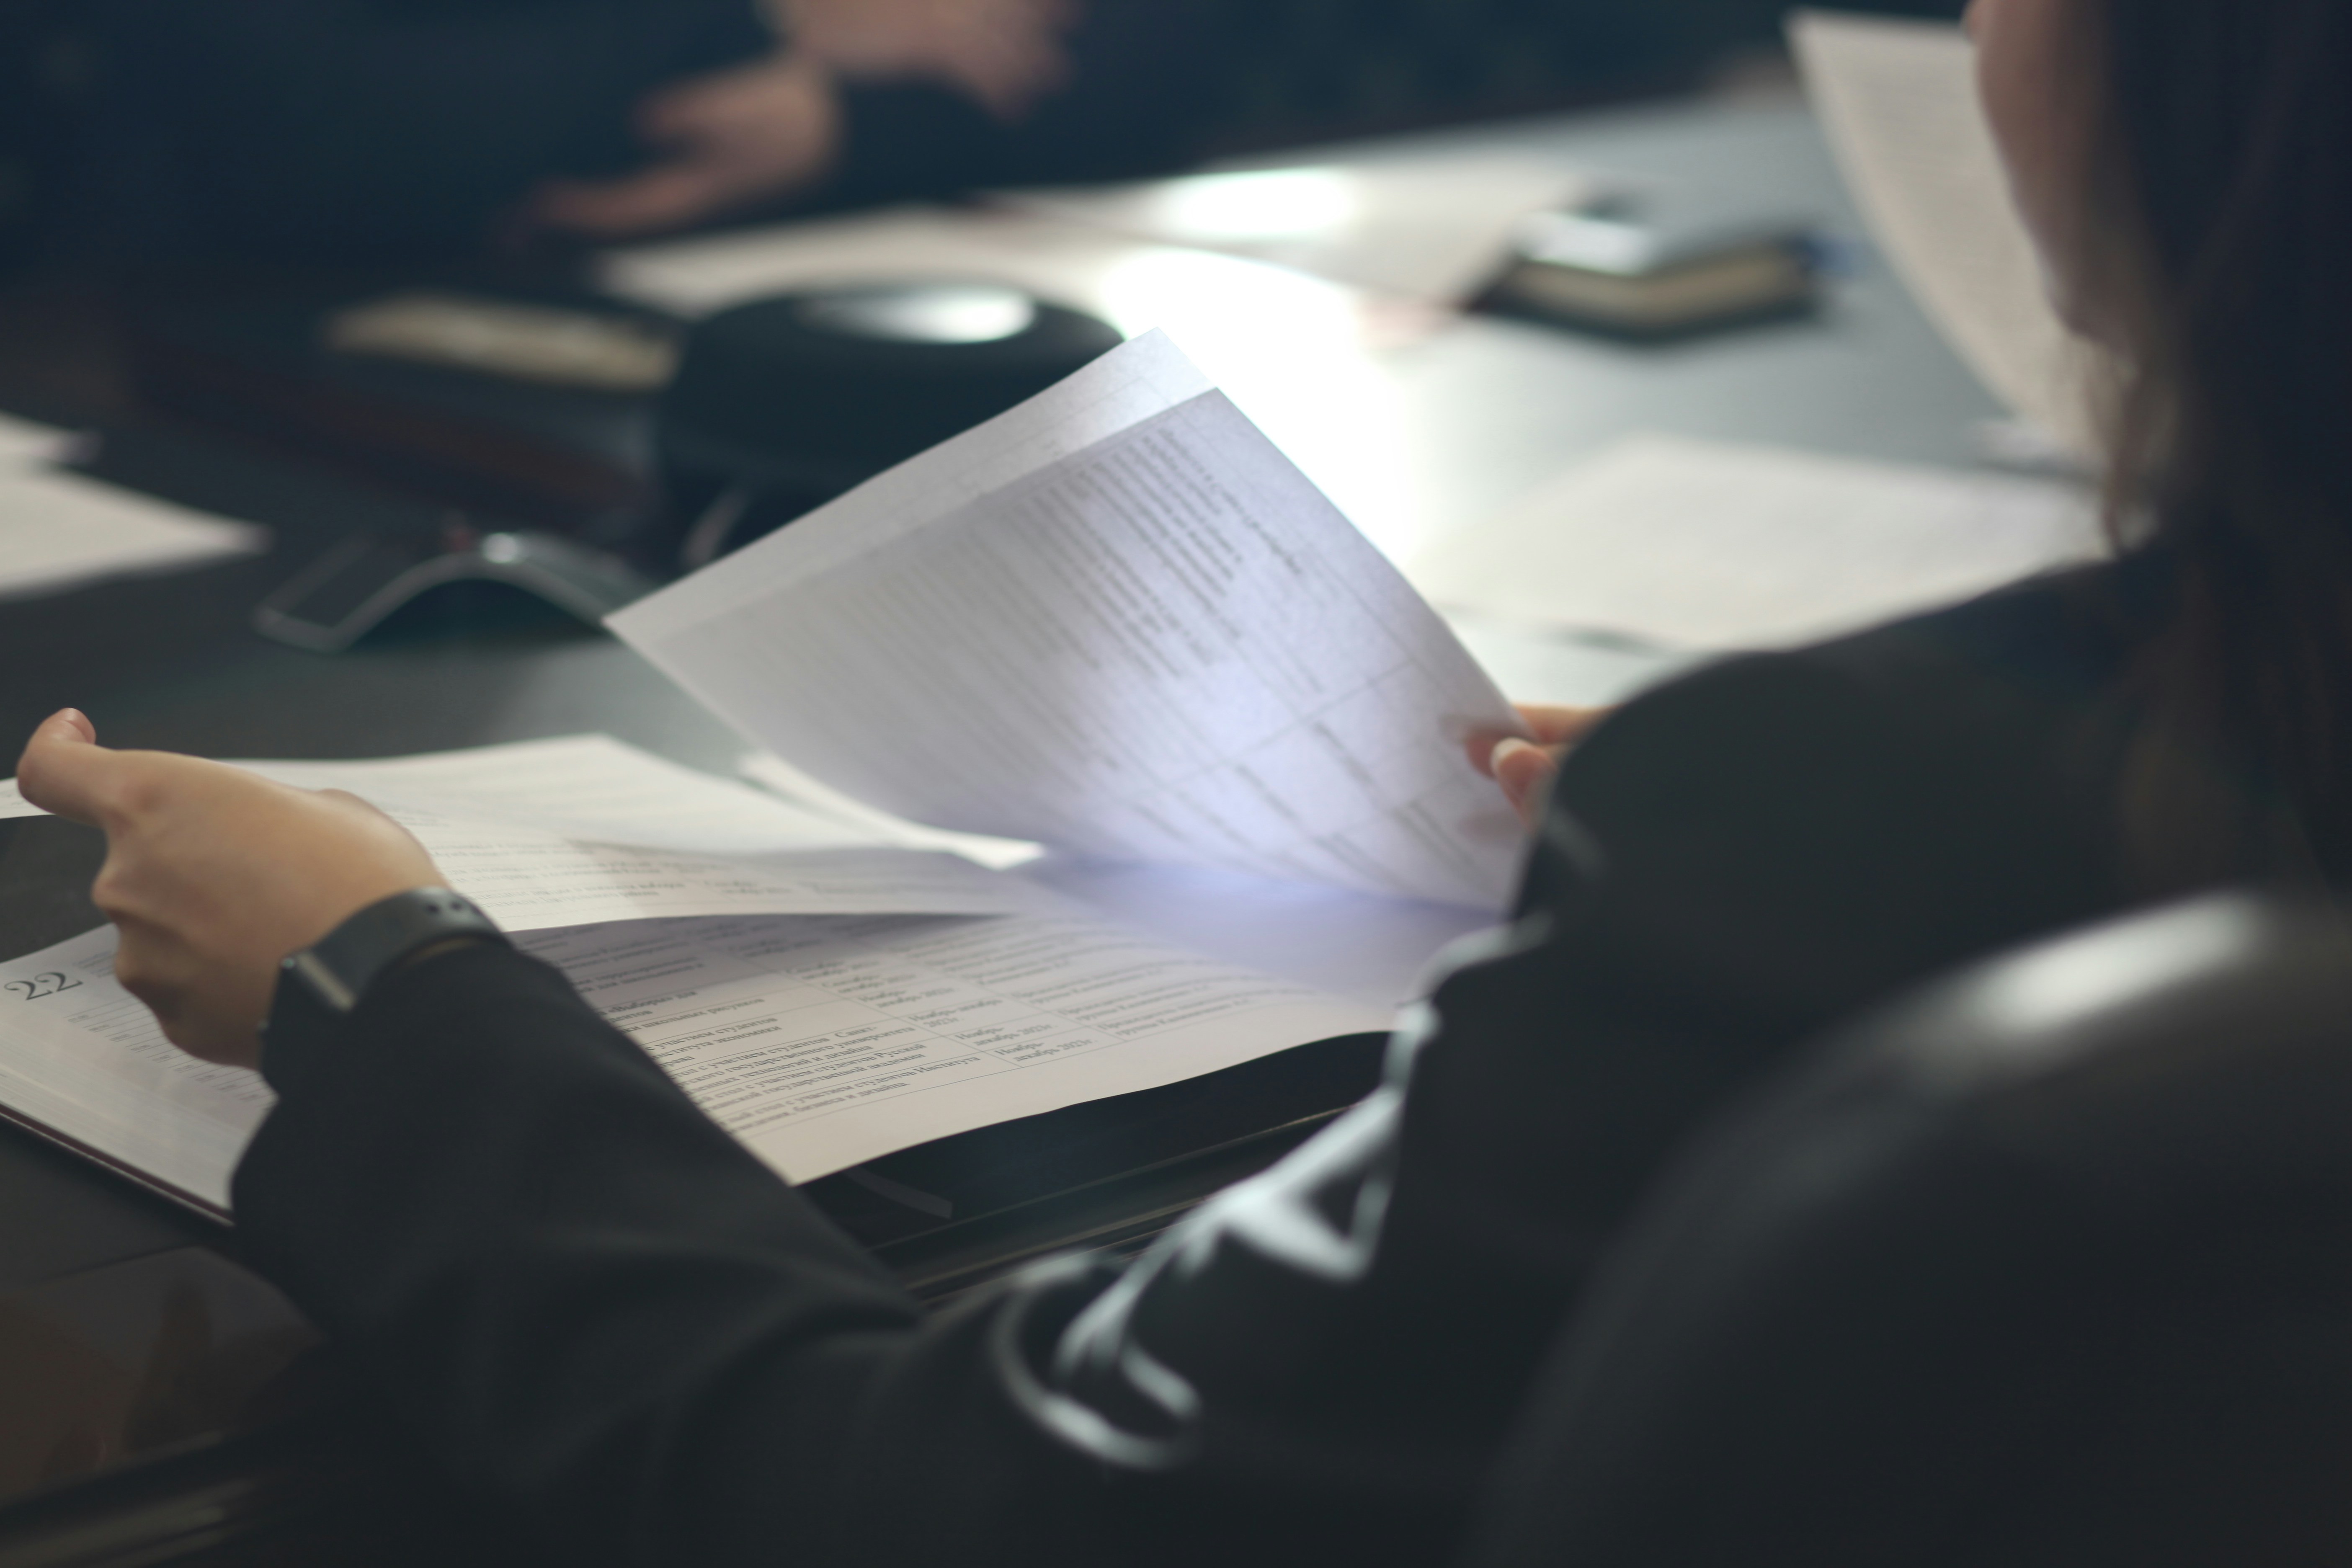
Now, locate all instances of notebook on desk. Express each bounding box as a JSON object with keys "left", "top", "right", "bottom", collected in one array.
[{"left": 0, "top": 333, "right": 1519, "bottom": 1224}]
